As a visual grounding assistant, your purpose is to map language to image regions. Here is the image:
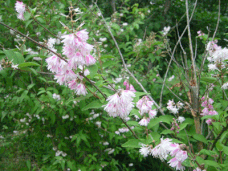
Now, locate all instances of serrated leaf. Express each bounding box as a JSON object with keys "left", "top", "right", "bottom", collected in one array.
[
  {"left": 159, "top": 115, "right": 174, "bottom": 124},
  {"left": 193, "top": 134, "right": 208, "bottom": 144},
  {"left": 148, "top": 118, "right": 160, "bottom": 129},
  {"left": 161, "top": 129, "right": 173, "bottom": 135},
  {"left": 122, "top": 139, "right": 145, "bottom": 148},
  {"left": 18, "top": 62, "right": 40, "bottom": 68},
  {"left": 81, "top": 100, "right": 103, "bottom": 111}
]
